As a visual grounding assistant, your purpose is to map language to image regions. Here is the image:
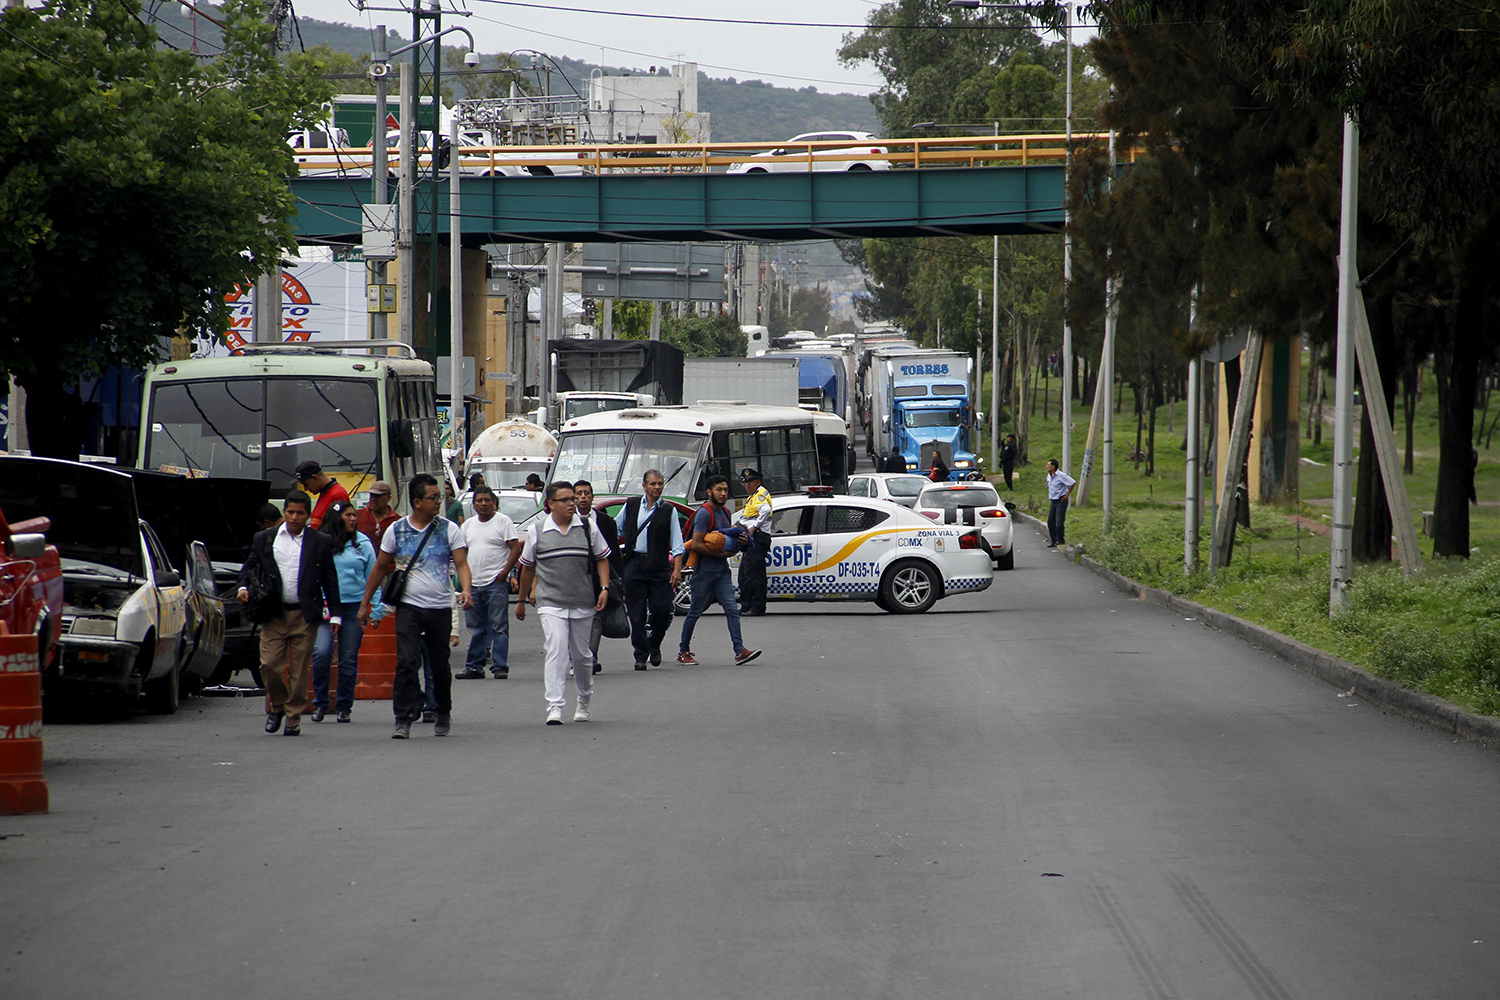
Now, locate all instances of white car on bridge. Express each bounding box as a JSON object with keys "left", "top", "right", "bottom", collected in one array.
[{"left": 727, "top": 132, "right": 892, "bottom": 174}]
